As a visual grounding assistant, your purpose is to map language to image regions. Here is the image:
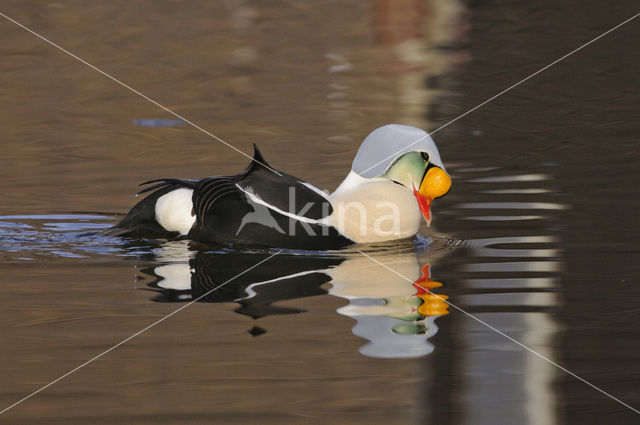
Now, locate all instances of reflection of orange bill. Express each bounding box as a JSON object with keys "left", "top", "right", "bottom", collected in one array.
[
  {"left": 412, "top": 264, "right": 443, "bottom": 293},
  {"left": 418, "top": 293, "right": 450, "bottom": 316},
  {"left": 413, "top": 279, "right": 444, "bottom": 293}
]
